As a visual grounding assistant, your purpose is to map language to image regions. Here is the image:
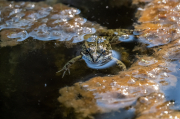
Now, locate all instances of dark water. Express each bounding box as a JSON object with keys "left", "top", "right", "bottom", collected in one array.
[
  {"left": 58, "top": 0, "right": 136, "bottom": 29},
  {"left": 0, "top": 41, "right": 136, "bottom": 119},
  {"left": 0, "top": 1, "right": 137, "bottom": 119},
  {"left": 0, "top": 39, "right": 136, "bottom": 119},
  {"left": 1, "top": 0, "right": 180, "bottom": 119}
]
